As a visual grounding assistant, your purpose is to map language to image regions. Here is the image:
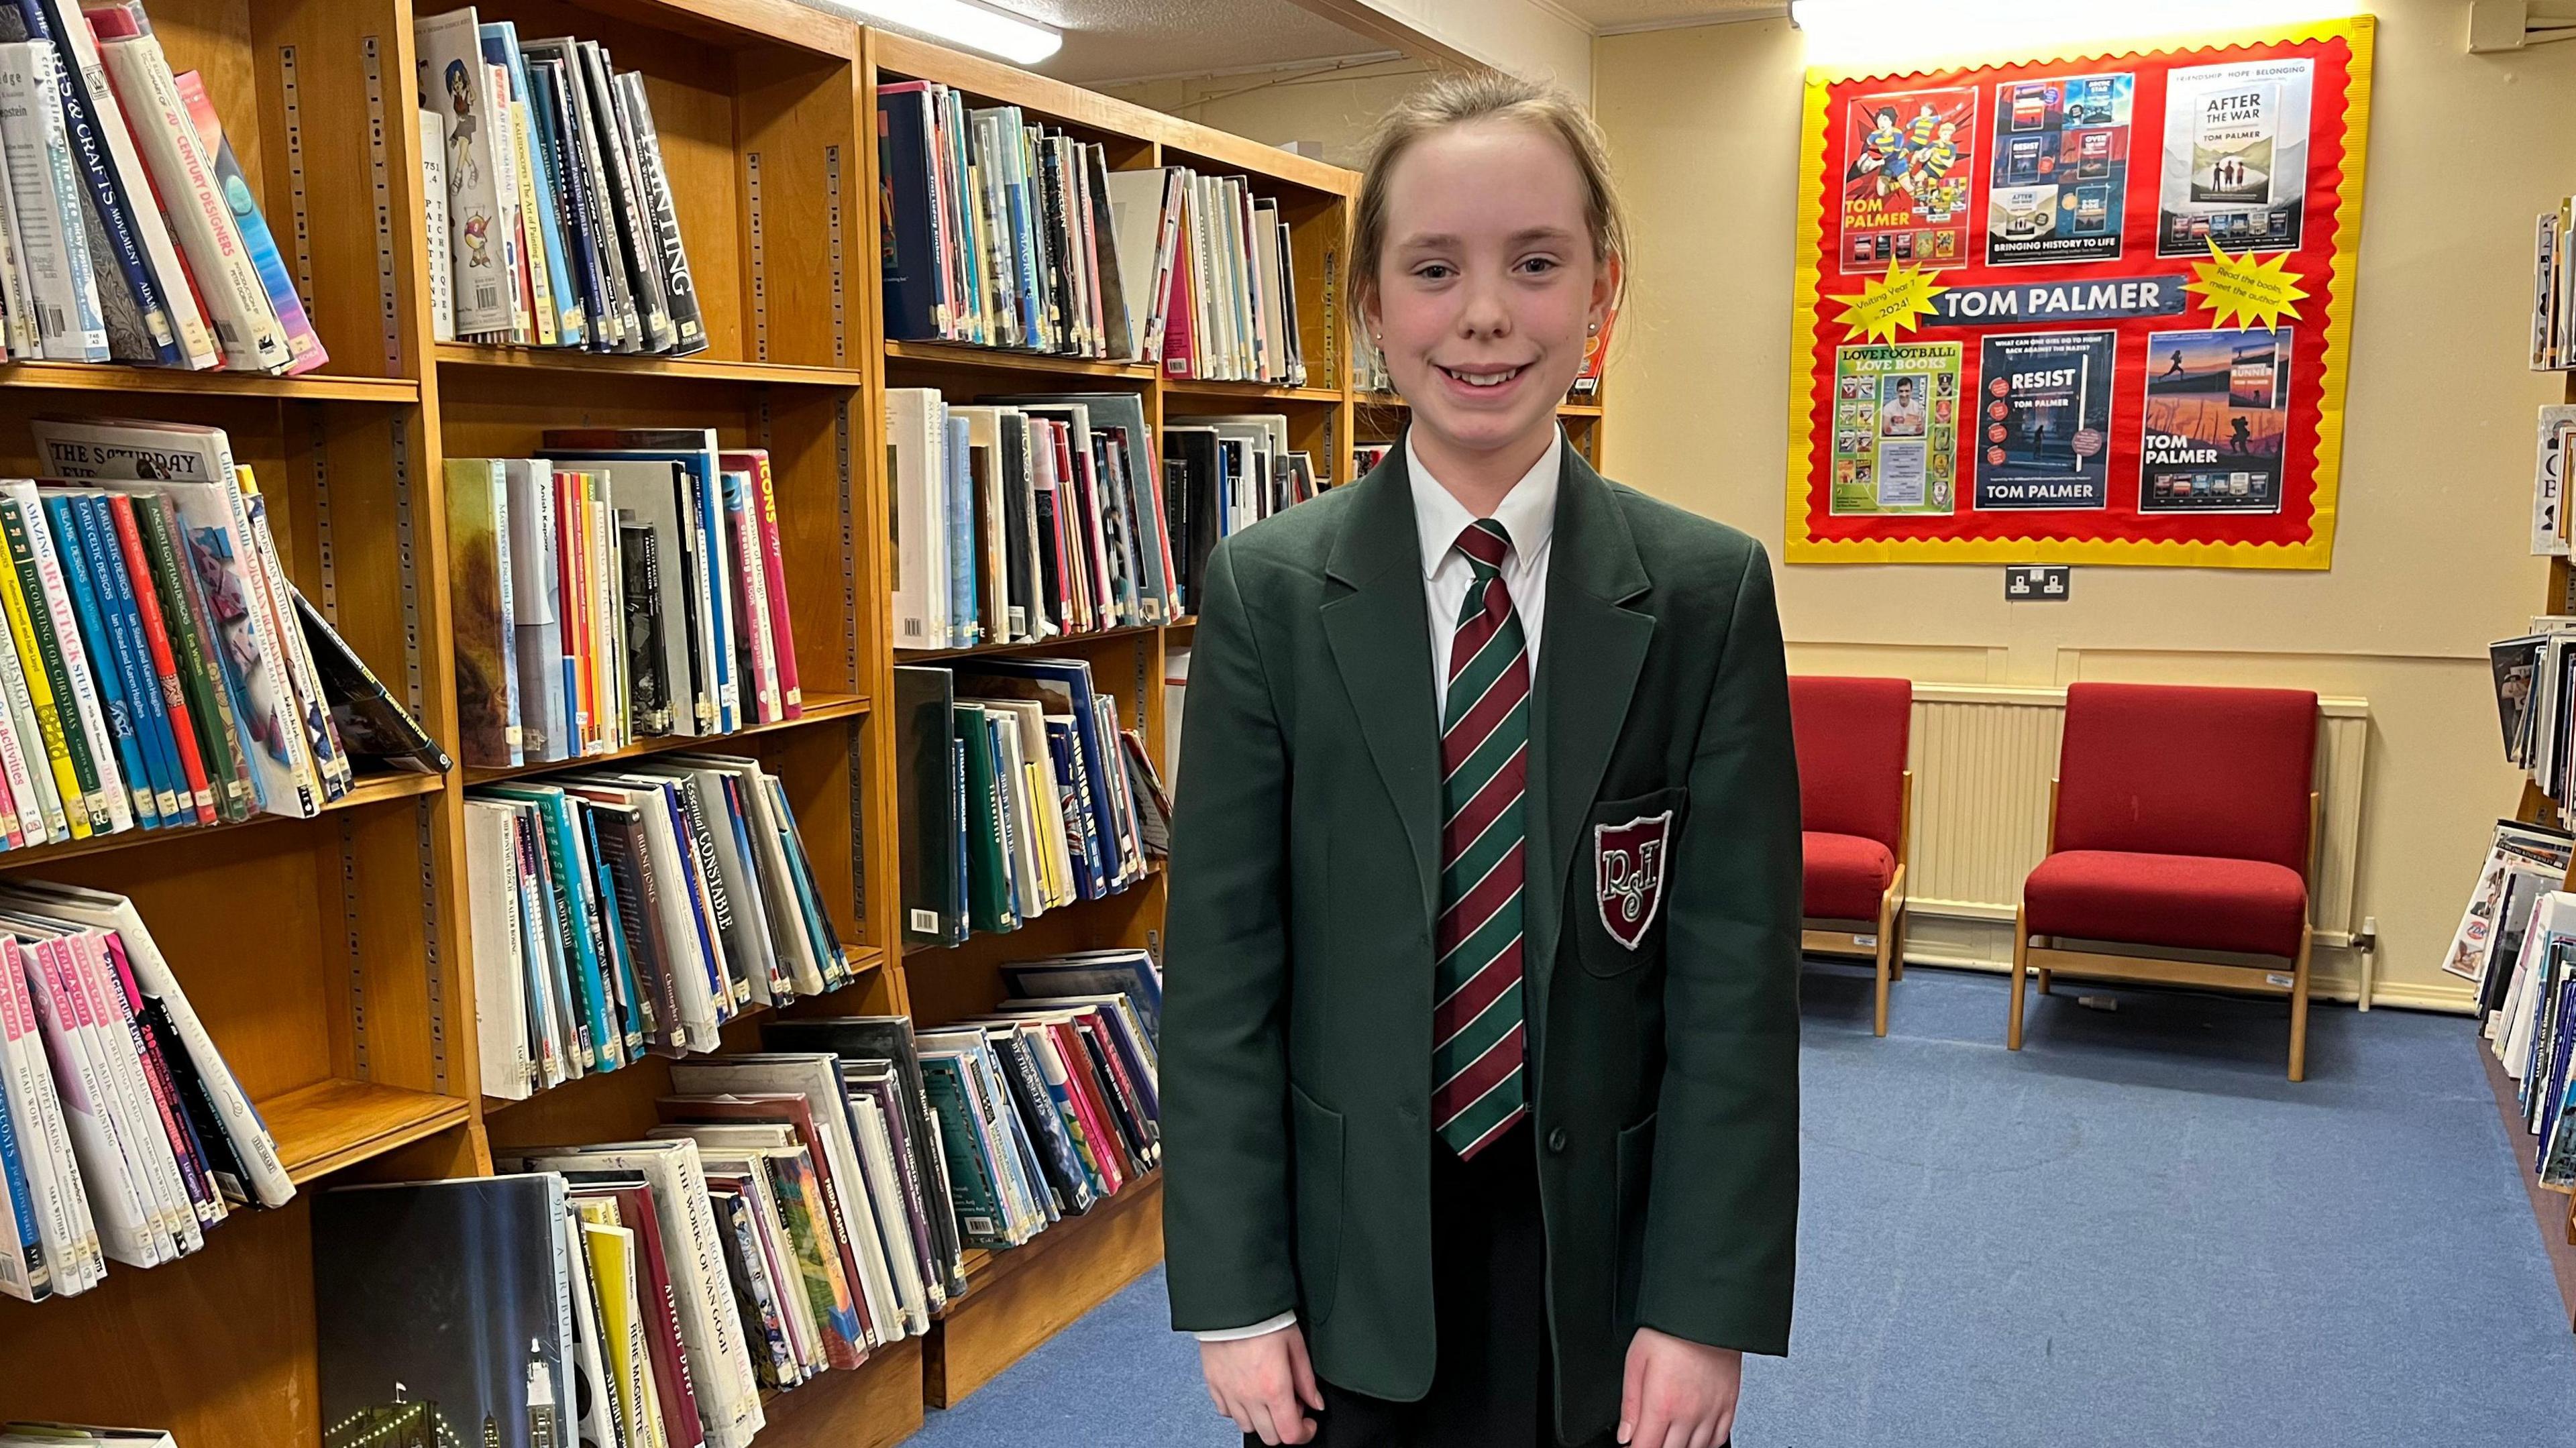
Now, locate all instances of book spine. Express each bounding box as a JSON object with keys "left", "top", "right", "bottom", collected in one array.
[
  {"left": 0, "top": 40, "right": 107, "bottom": 359},
  {"left": 131, "top": 496, "right": 248, "bottom": 821},
  {"left": 17, "top": 490, "right": 129, "bottom": 832},
  {"left": 478, "top": 60, "right": 531, "bottom": 342},
  {"left": 0, "top": 124, "right": 34, "bottom": 358},
  {"left": 508, "top": 95, "right": 561, "bottom": 345},
  {"left": 76, "top": 495, "right": 186, "bottom": 825},
  {"left": 0, "top": 500, "right": 100, "bottom": 836},
  {"left": 615, "top": 73, "right": 702, "bottom": 355},
  {"left": 242, "top": 485, "right": 346, "bottom": 798},
  {"left": 419, "top": 108, "right": 452, "bottom": 342},
  {"left": 206, "top": 465, "right": 320, "bottom": 813},
  {"left": 90, "top": 21, "right": 288, "bottom": 370},
  {"left": 747, "top": 454, "right": 800, "bottom": 715},
  {"left": 32, "top": 0, "right": 182, "bottom": 366},
  {"left": 44, "top": 494, "right": 157, "bottom": 827},
  {"left": 171, "top": 68, "right": 325, "bottom": 372}
]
